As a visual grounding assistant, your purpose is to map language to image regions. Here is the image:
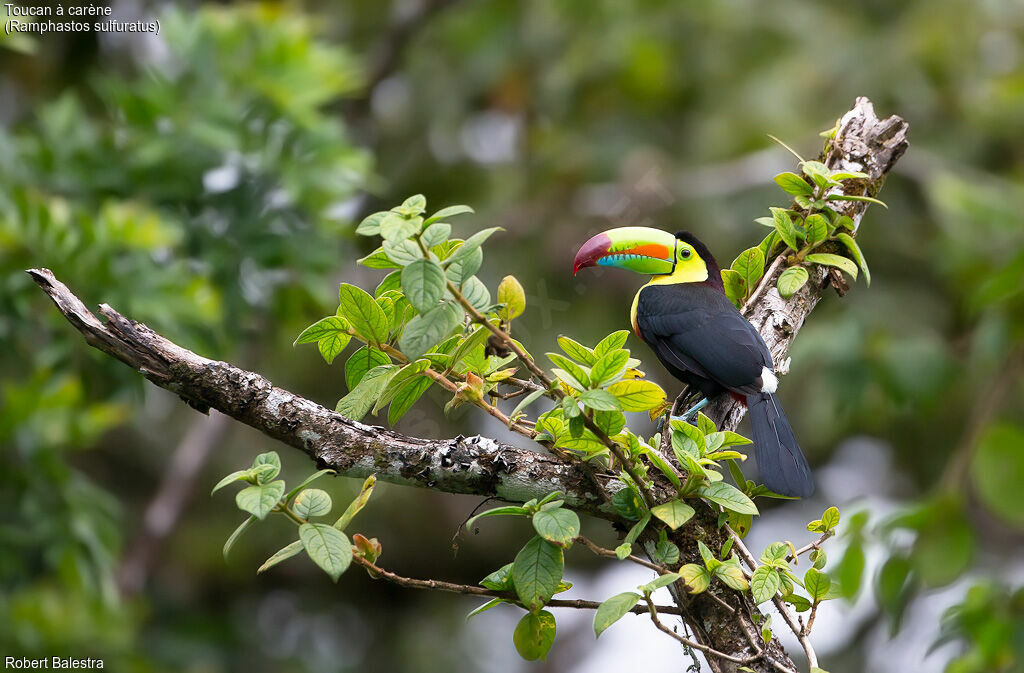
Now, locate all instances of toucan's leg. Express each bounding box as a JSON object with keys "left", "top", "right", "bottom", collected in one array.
[{"left": 669, "top": 397, "right": 709, "bottom": 423}]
